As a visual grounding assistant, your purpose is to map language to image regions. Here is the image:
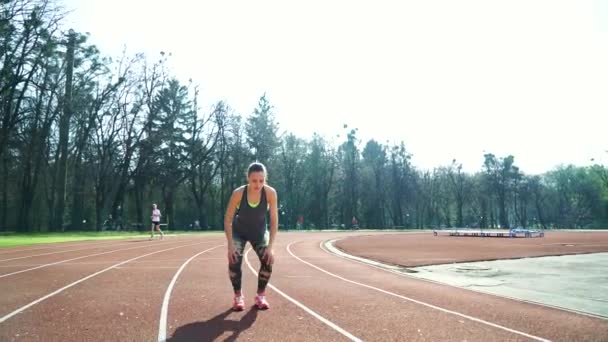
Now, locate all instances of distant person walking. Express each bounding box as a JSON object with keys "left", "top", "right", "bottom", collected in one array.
[
  {"left": 151, "top": 203, "right": 164, "bottom": 240},
  {"left": 351, "top": 216, "right": 359, "bottom": 229}
]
